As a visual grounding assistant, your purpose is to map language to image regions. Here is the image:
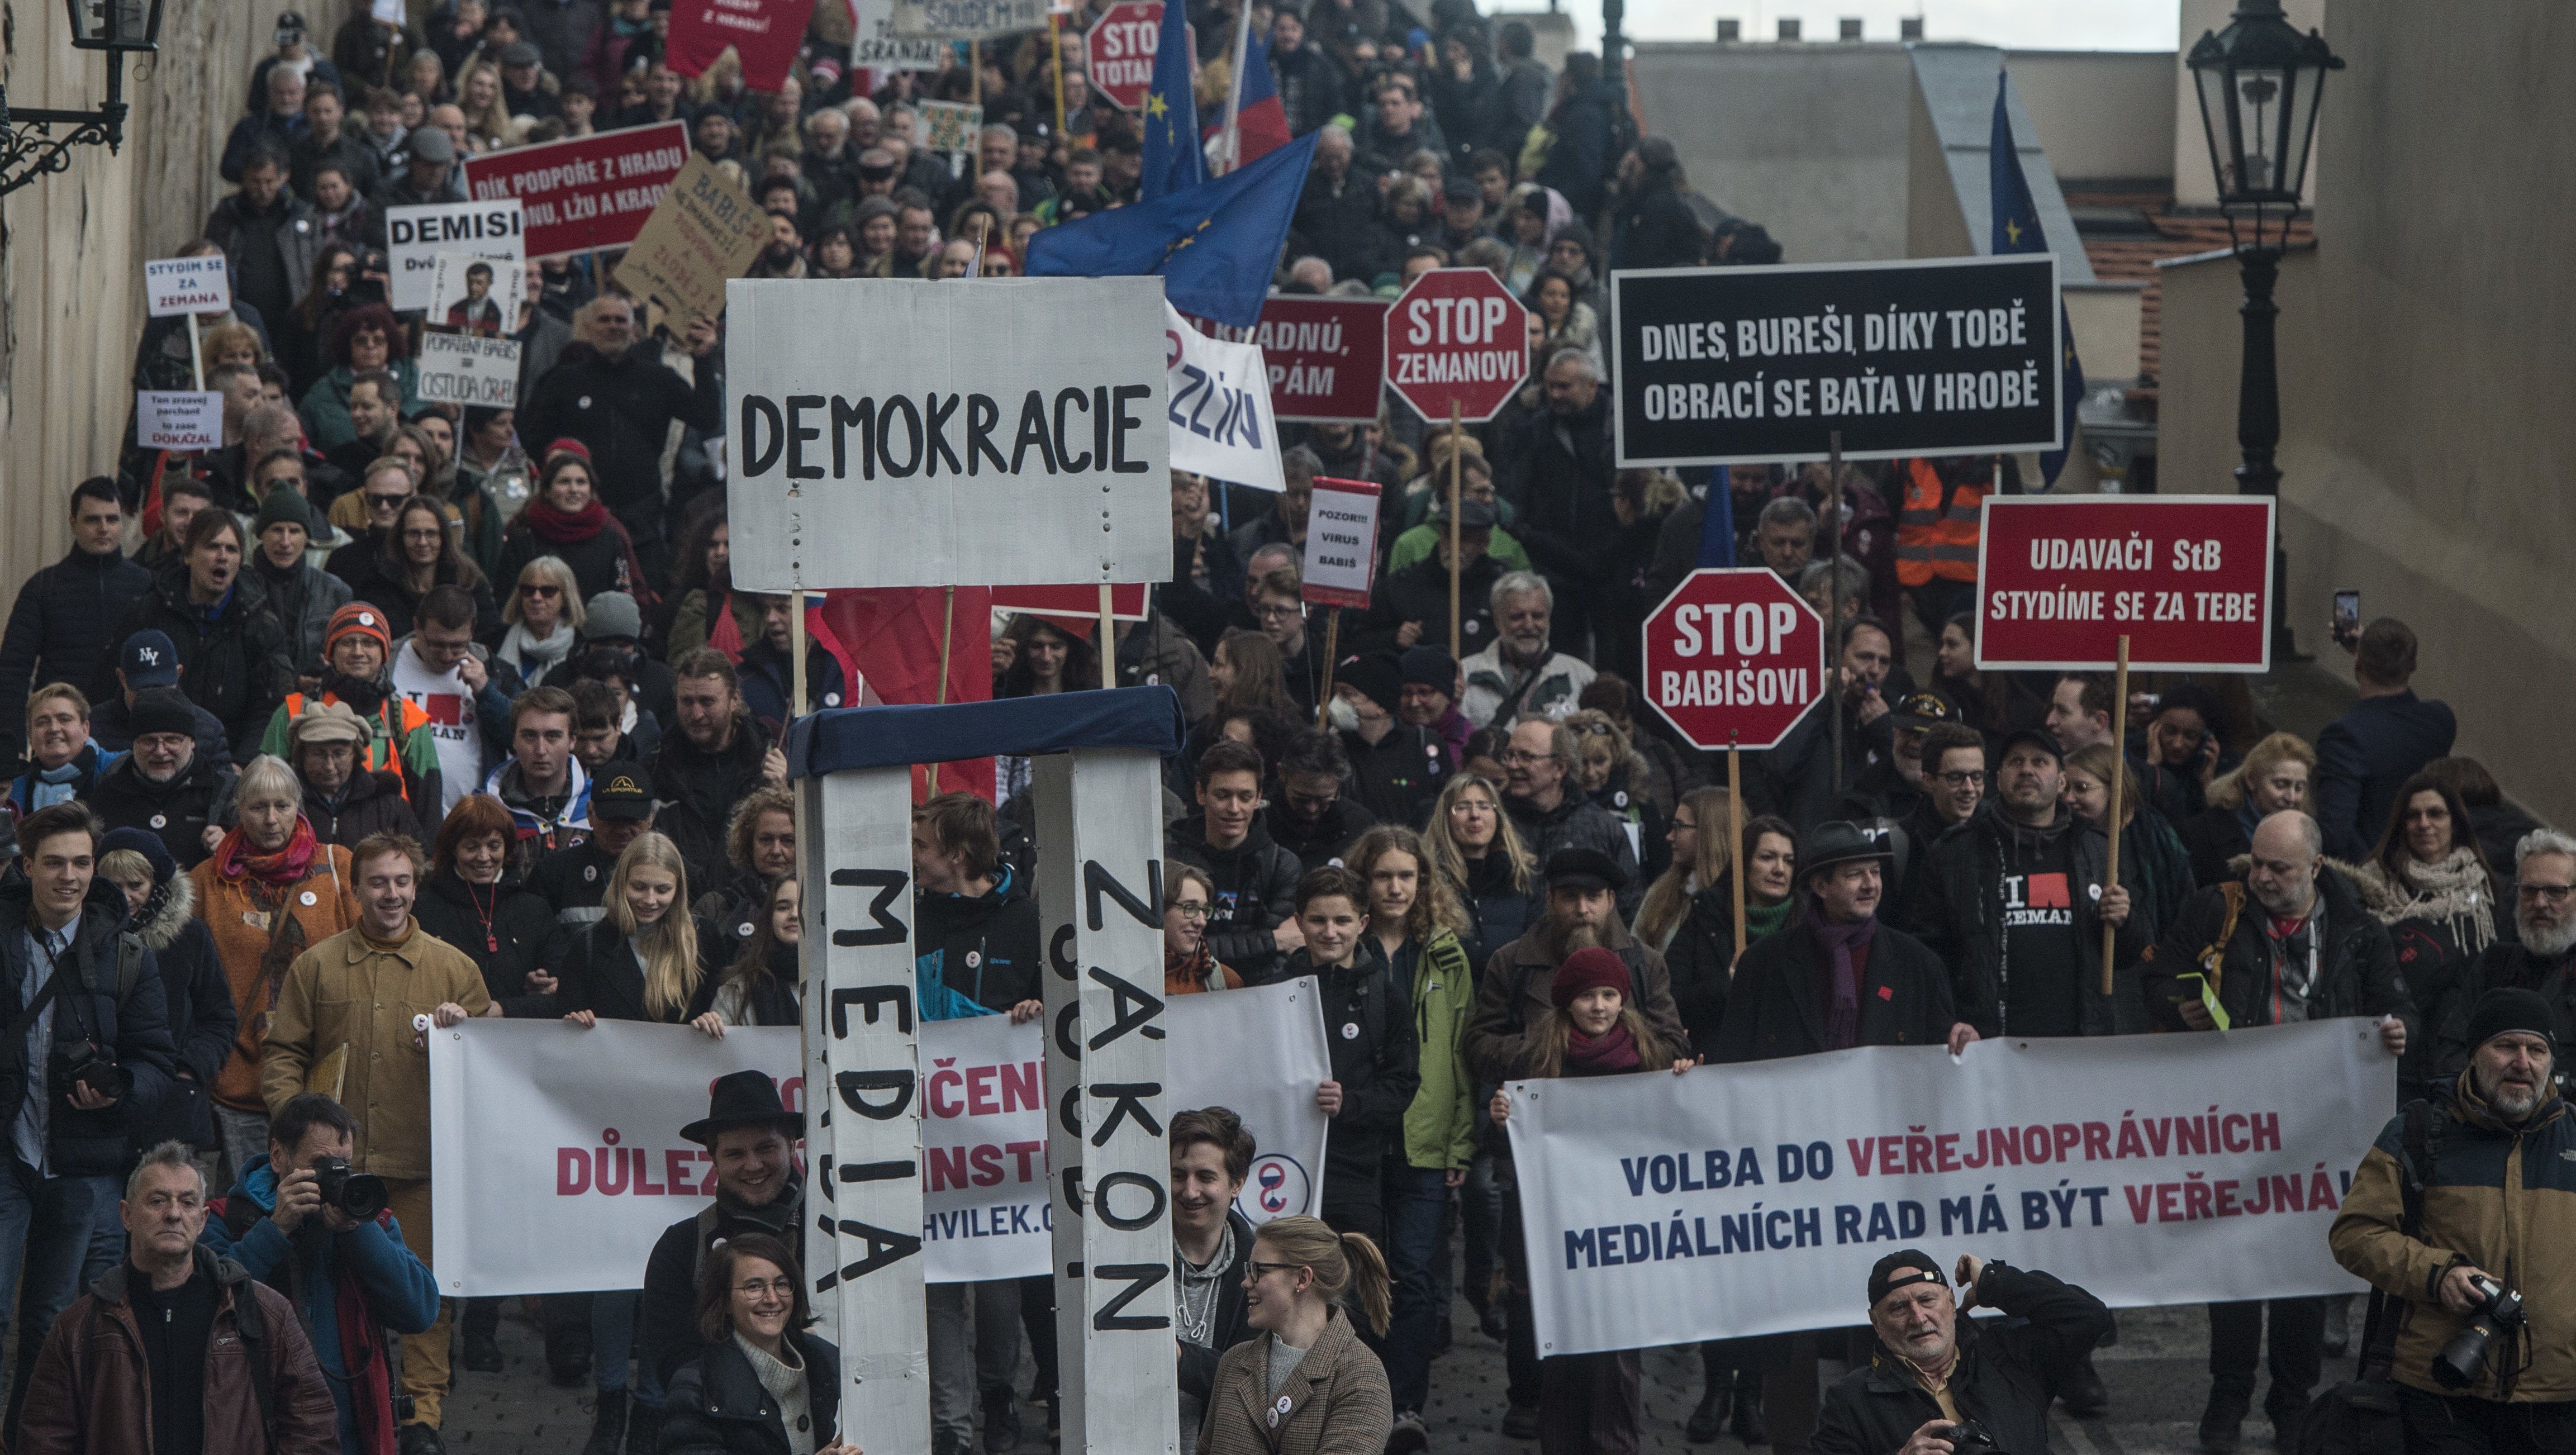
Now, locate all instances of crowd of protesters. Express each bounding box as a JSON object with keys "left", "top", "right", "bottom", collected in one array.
[{"left": 0, "top": 2, "right": 2564, "bottom": 1455}]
